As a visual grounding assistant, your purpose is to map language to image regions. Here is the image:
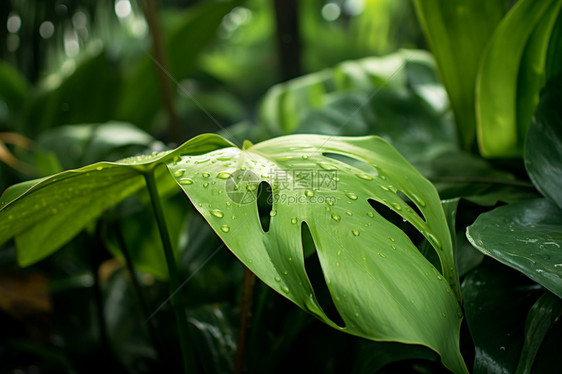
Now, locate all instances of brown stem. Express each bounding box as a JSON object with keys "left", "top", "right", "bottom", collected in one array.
[
  {"left": 142, "top": 0, "right": 181, "bottom": 143},
  {"left": 234, "top": 267, "right": 256, "bottom": 374}
]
